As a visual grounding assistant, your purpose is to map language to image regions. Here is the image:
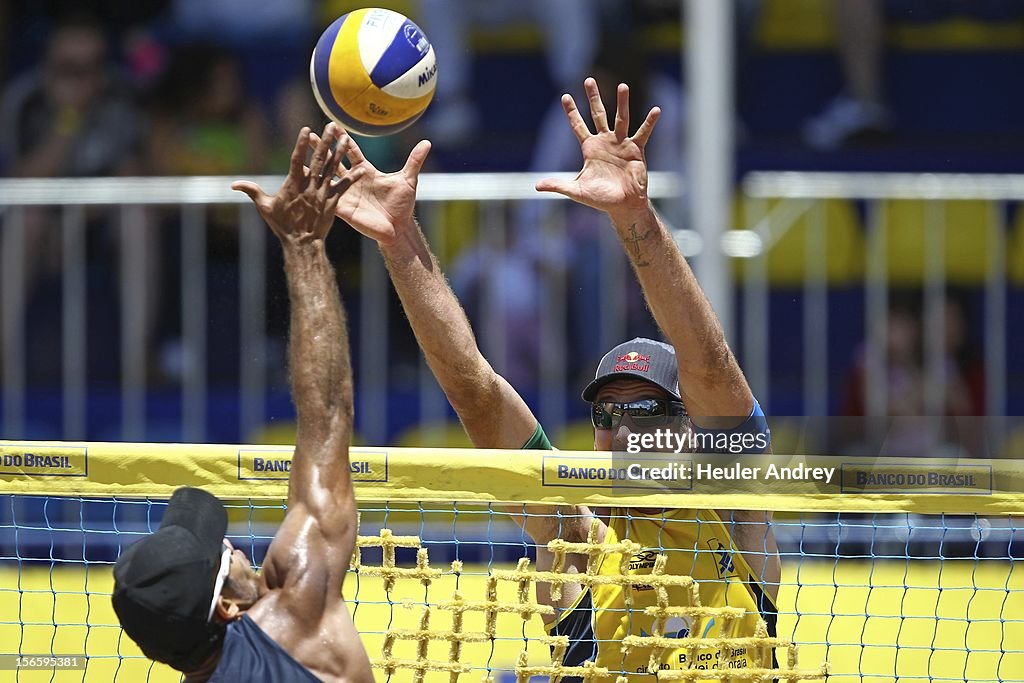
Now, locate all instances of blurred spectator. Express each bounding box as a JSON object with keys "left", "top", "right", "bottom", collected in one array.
[
  {"left": 802, "top": 0, "right": 1024, "bottom": 150},
  {"left": 146, "top": 41, "right": 272, "bottom": 385},
  {"left": 849, "top": 304, "right": 925, "bottom": 417},
  {"left": 0, "top": 14, "right": 154, "bottom": 384},
  {"left": 840, "top": 294, "right": 985, "bottom": 456},
  {"left": 802, "top": 0, "right": 891, "bottom": 151},
  {"left": 1, "top": 0, "right": 169, "bottom": 87},
  {"left": 841, "top": 304, "right": 931, "bottom": 456},
  {"left": 417, "top": 0, "right": 598, "bottom": 147},
  {"left": 0, "top": 14, "right": 144, "bottom": 177},
  {"left": 147, "top": 42, "right": 268, "bottom": 175},
  {"left": 940, "top": 294, "right": 986, "bottom": 416},
  {"left": 524, "top": 0, "right": 760, "bottom": 176},
  {"left": 842, "top": 294, "right": 984, "bottom": 418},
  {"left": 169, "top": 0, "right": 313, "bottom": 105}
]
